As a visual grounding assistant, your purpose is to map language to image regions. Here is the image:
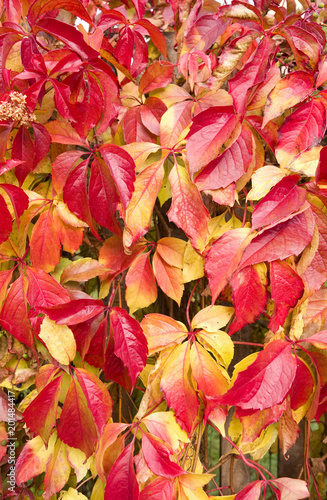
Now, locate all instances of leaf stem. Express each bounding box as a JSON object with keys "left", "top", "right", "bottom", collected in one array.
[{"left": 186, "top": 280, "right": 199, "bottom": 331}]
